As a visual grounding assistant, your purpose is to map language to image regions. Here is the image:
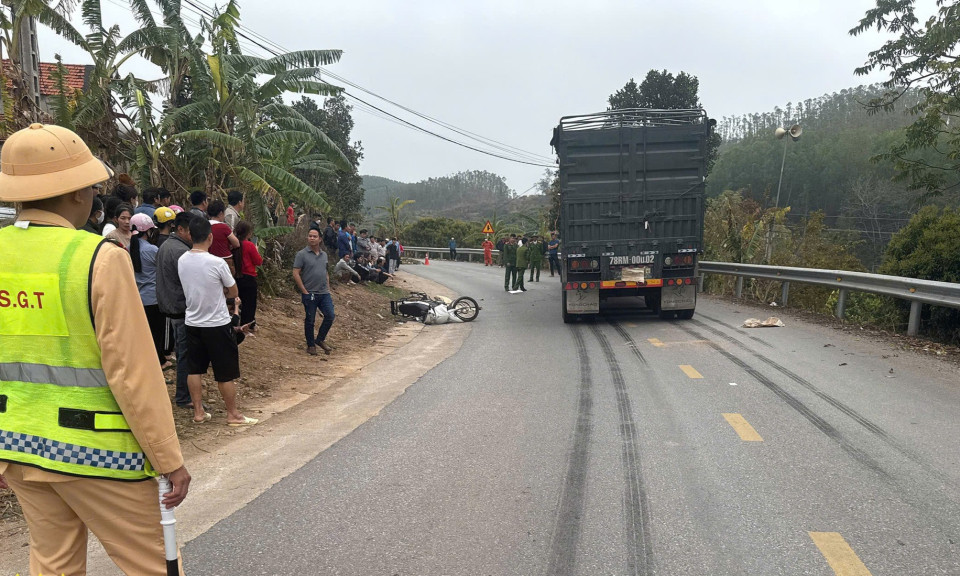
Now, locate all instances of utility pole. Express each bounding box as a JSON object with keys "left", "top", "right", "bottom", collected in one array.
[
  {"left": 766, "top": 124, "right": 802, "bottom": 263},
  {"left": 2, "top": 2, "right": 42, "bottom": 121}
]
